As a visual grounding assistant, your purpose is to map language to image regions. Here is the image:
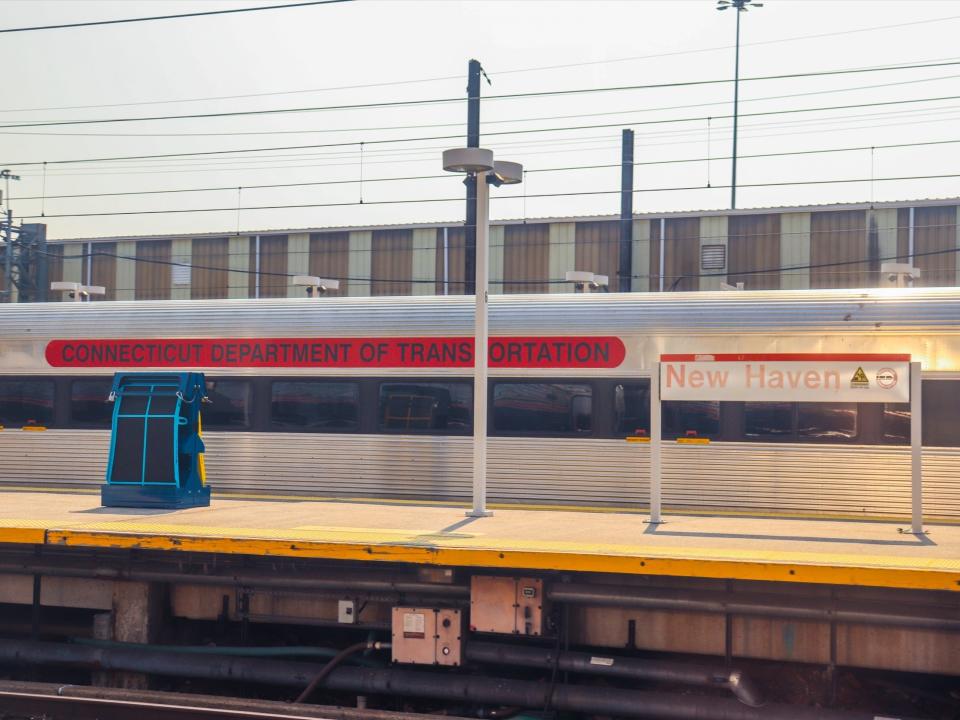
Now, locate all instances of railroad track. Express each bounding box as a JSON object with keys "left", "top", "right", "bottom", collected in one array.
[{"left": 0, "top": 681, "right": 450, "bottom": 720}]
